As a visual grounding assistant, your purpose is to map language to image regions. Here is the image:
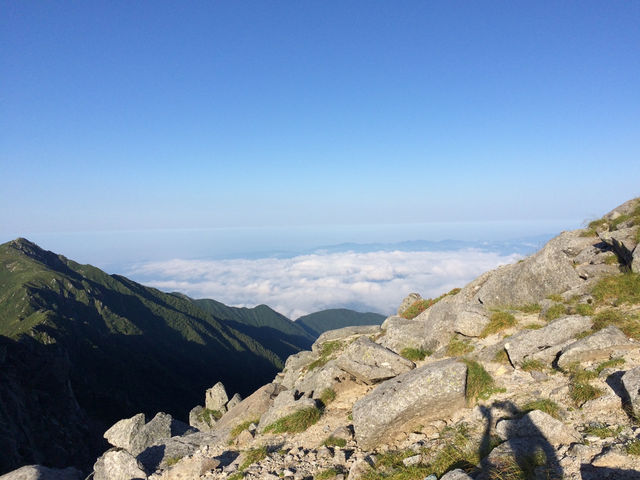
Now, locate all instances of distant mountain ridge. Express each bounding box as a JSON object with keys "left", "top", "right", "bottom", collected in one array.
[
  {"left": 296, "top": 308, "right": 386, "bottom": 338},
  {"left": 0, "top": 238, "right": 384, "bottom": 474}
]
